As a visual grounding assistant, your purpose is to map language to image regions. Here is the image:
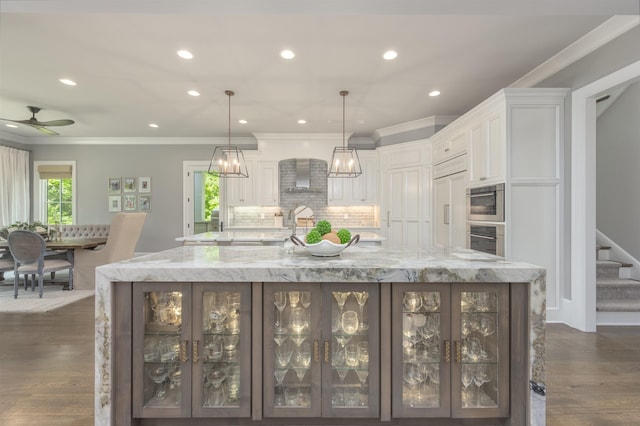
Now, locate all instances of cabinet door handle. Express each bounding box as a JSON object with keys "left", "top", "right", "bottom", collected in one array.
[
  {"left": 455, "top": 341, "right": 461, "bottom": 364},
  {"left": 444, "top": 148, "right": 450, "bottom": 152},
  {"left": 480, "top": 176, "right": 487, "bottom": 181},
  {"left": 444, "top": 204, "right": 450, "bottom": 225},
  {"left": 444, "top": 340, "right": 450, "bottom": 363},
  {"left": 324, "top": 339, "right": 330, "bottom": 364},
  {"left": 180, "top": 340, "right": 189, "bottom": 363},
  {"left": 314, "top": 340, "right": 320, "bottom": 363},
  {"left": 192, "top": 340, "right": 199, "bottom": 364}
]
